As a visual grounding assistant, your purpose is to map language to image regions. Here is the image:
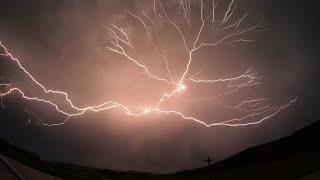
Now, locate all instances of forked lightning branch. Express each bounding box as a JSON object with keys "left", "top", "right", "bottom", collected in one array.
[{"left": 0, "top": 0, "right": 296, "bottom": 127}]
